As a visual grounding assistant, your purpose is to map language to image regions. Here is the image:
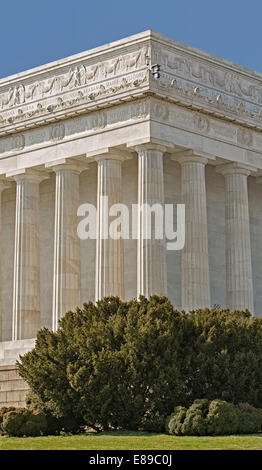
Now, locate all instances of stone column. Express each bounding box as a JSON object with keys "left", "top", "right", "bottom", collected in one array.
[
  {"left": 172, "top": 152, "right": 210, "bottom": 311},
  {"left": 12, "top": 170, "right": 43, "bottom": 340},
  {"left": 135, "top": 144, "right": 167, "bottom": 298},
  {"left": 217, "top": 163, "right": 254, "bottom": 312},
  {"left": 0, "top": 179, "right": 11, "bottom": 341},
  {"left": 95, "top": 152, "right": 125, "bottom": 300},
  {"left": 46, "top": 159, "right": 84, "bottom": 331}
]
